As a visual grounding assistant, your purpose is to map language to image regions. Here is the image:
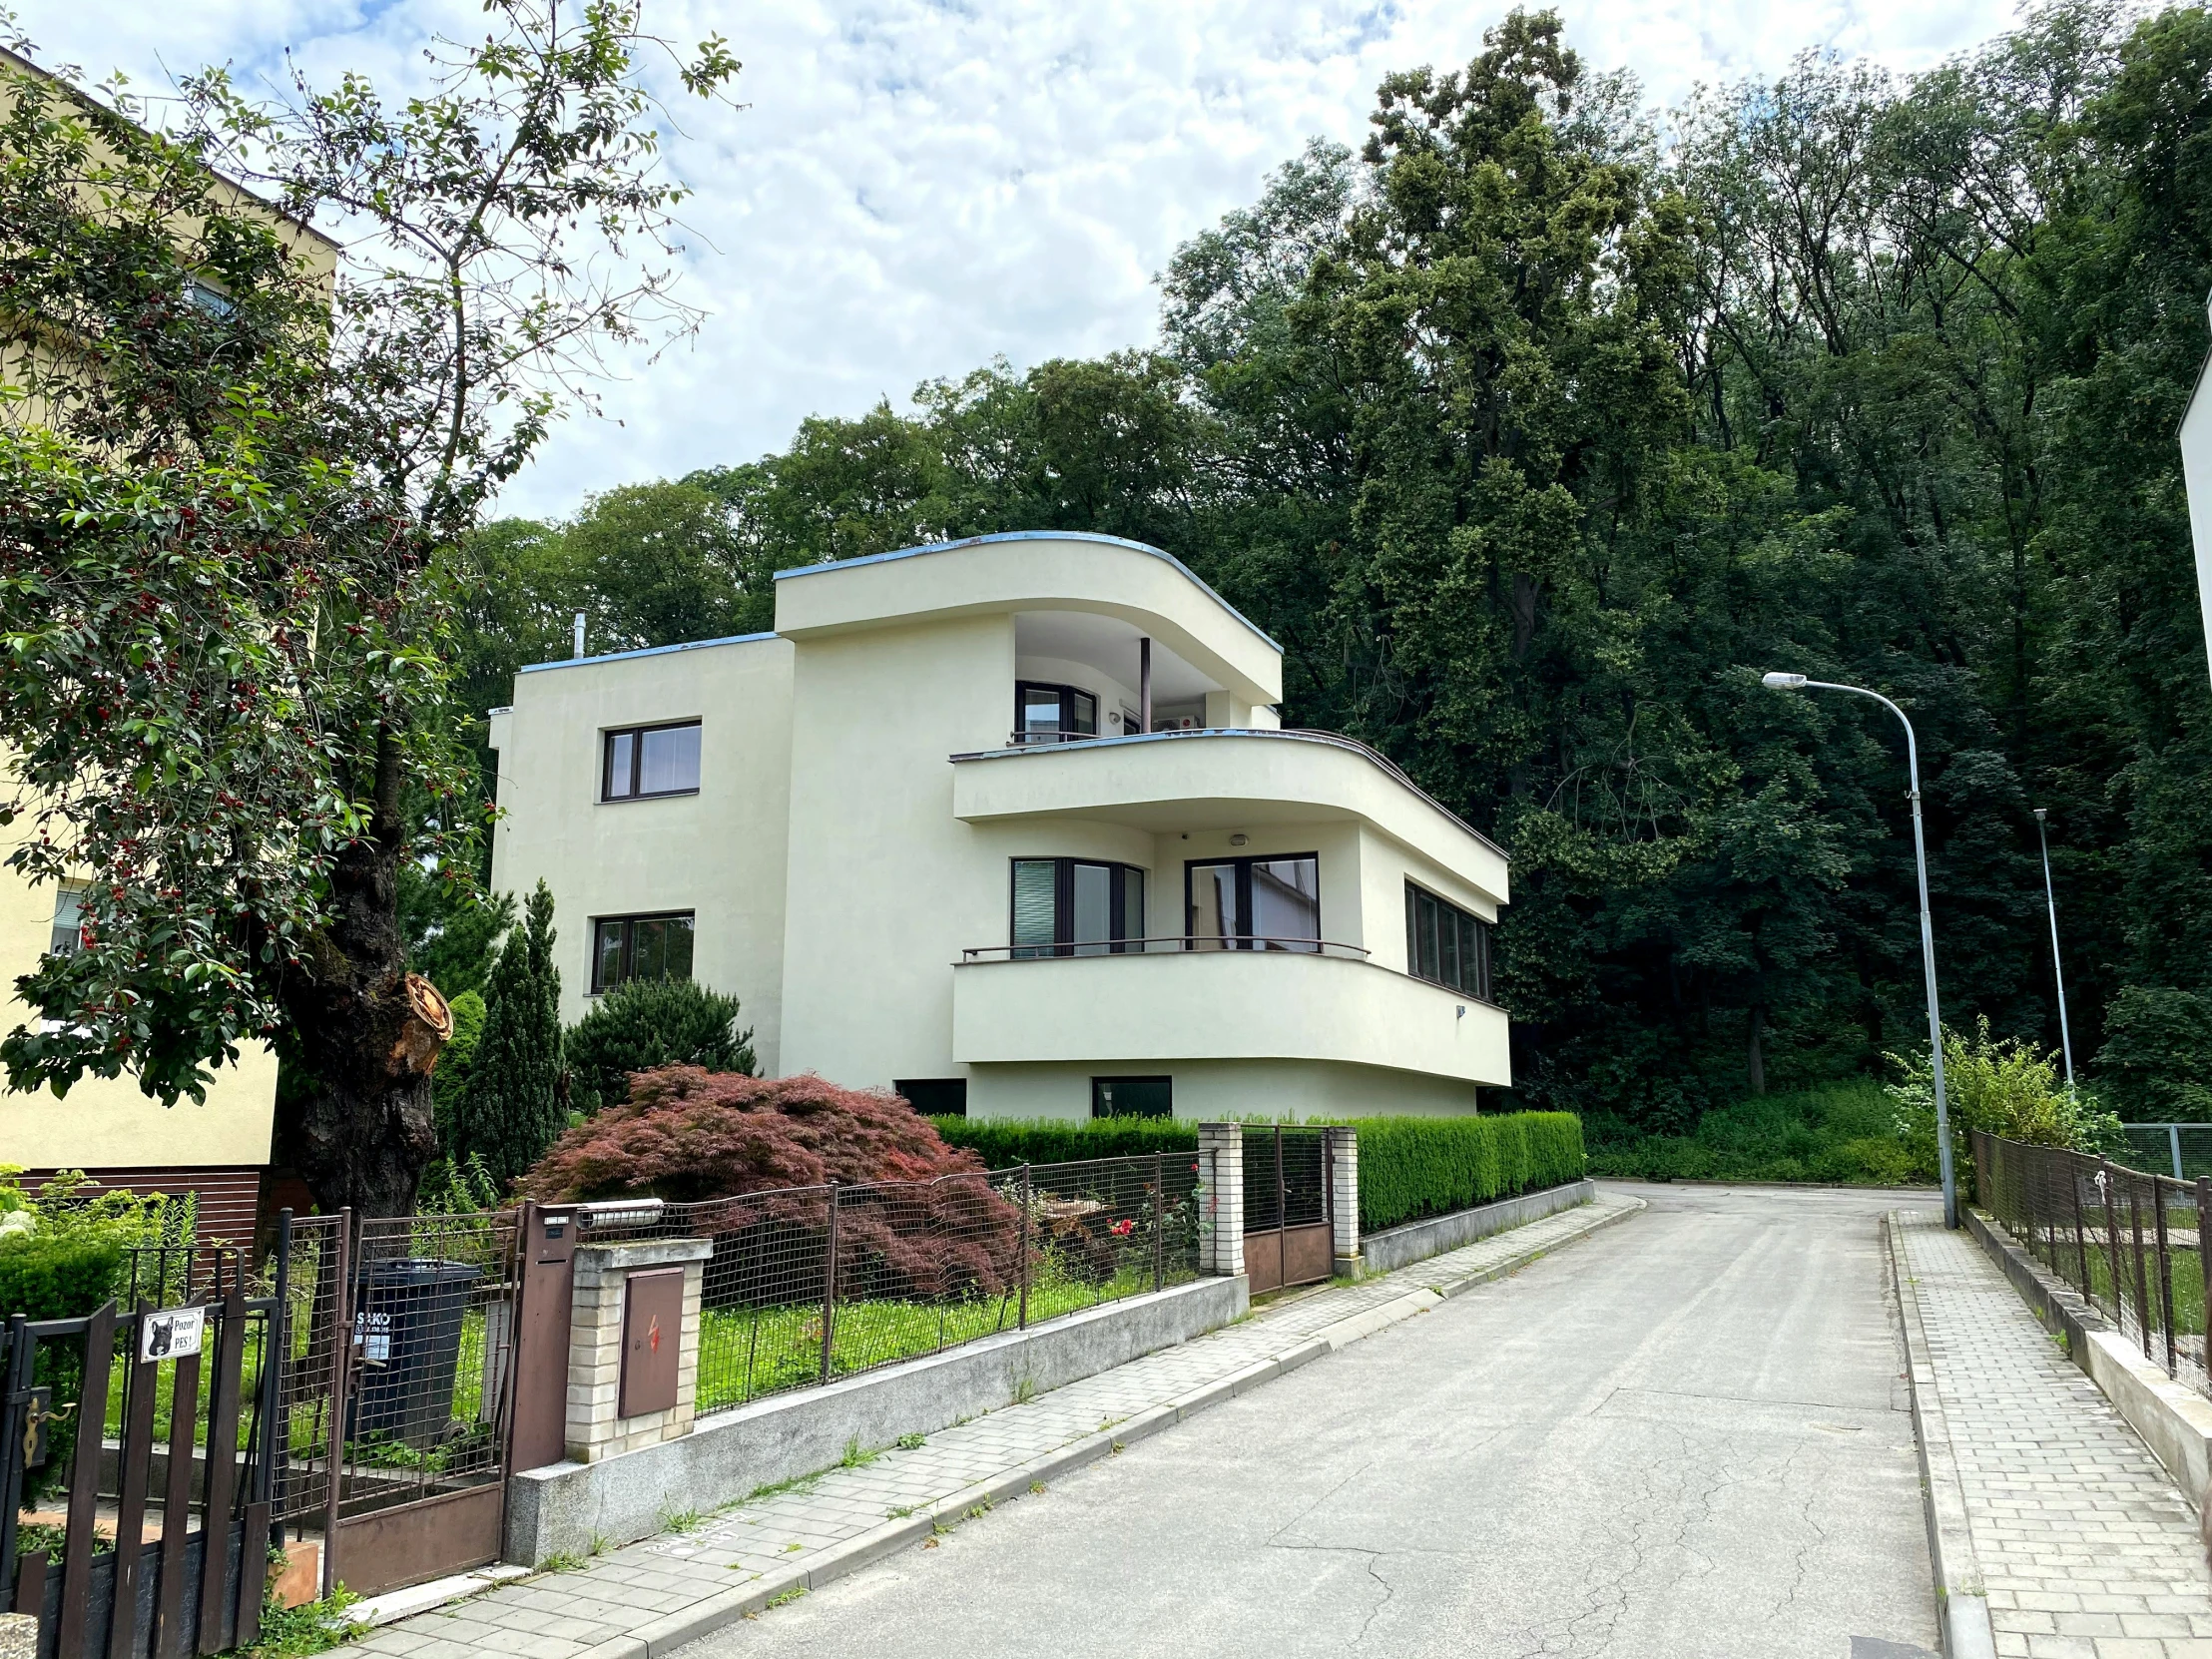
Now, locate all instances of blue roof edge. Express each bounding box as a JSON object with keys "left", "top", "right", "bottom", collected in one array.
[
  {"left": 770, "top": 531, "right": 1282, "bottom": 655},
  {"left": 517, "top": 631, "right": 779, "bottom": 675}
]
